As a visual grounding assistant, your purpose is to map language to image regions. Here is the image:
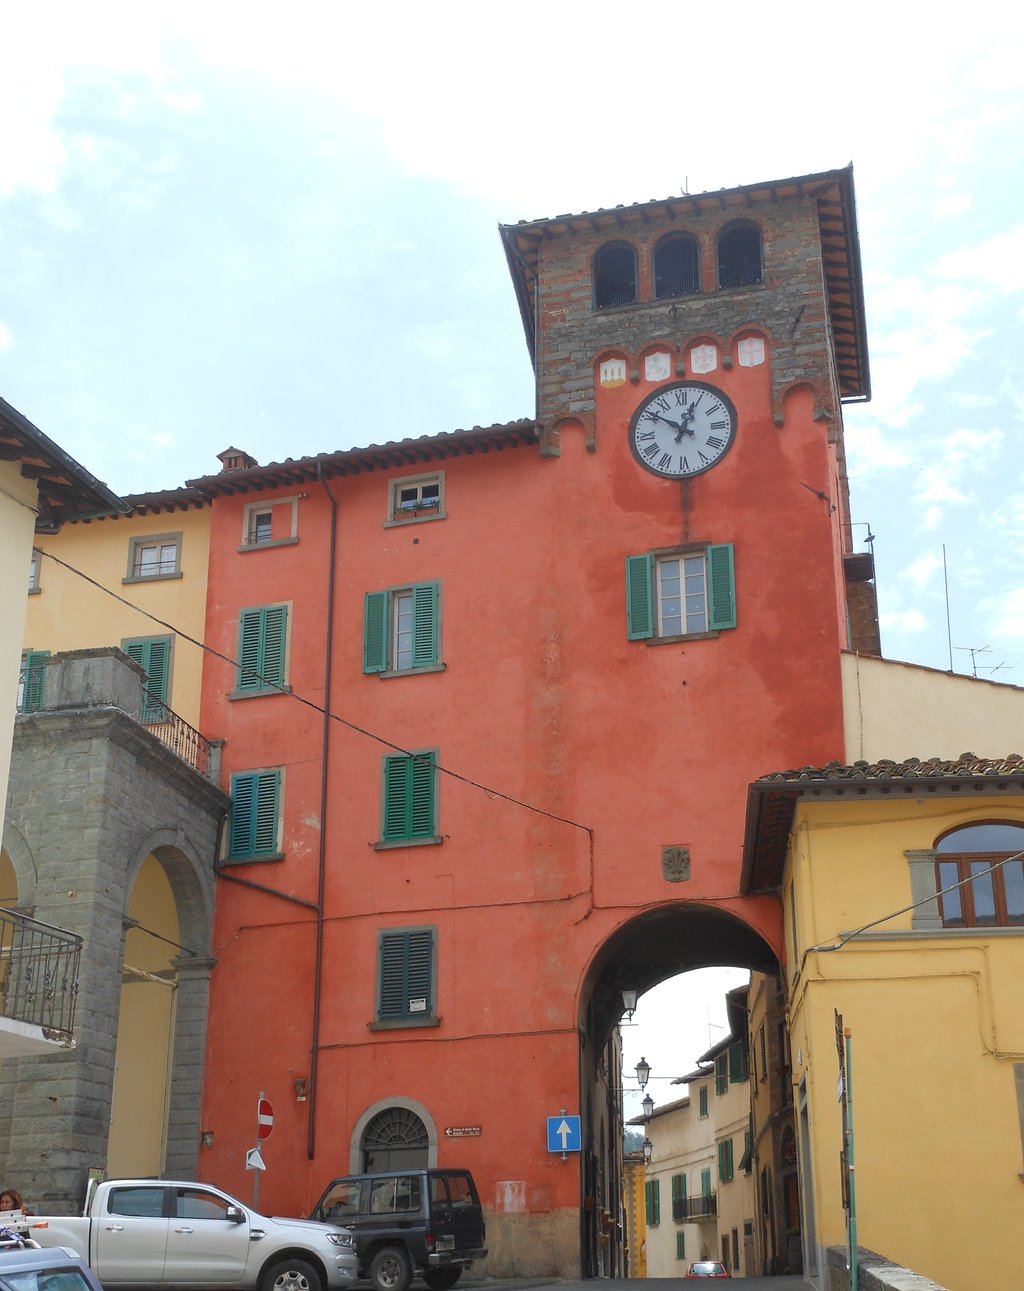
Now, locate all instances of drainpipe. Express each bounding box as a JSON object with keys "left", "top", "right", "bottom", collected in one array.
[{"left": 308, "top": 465, "right": 339, "bottom": 1159}]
